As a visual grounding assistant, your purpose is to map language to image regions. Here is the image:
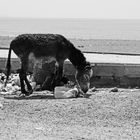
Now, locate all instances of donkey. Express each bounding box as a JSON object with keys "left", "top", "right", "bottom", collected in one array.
[{"left": 5, "top": 34, "right": 93, "bottom": 96}]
